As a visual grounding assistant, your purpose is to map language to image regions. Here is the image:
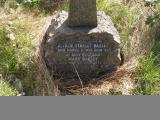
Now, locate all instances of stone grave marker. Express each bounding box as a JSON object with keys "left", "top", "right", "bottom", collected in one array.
[
  {"left": 68, "top": 0, "right": 97, "bottom": 27},
  {"left": 44, "top": 0, "right": 121, "bottom": 79}
]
